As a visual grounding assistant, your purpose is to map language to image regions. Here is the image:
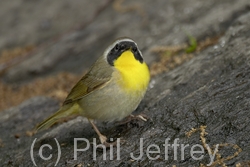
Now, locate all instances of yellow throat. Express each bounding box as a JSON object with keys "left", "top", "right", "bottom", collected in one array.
[{"left": 114, "top": 50, "right": 150, "bottom": 93}]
